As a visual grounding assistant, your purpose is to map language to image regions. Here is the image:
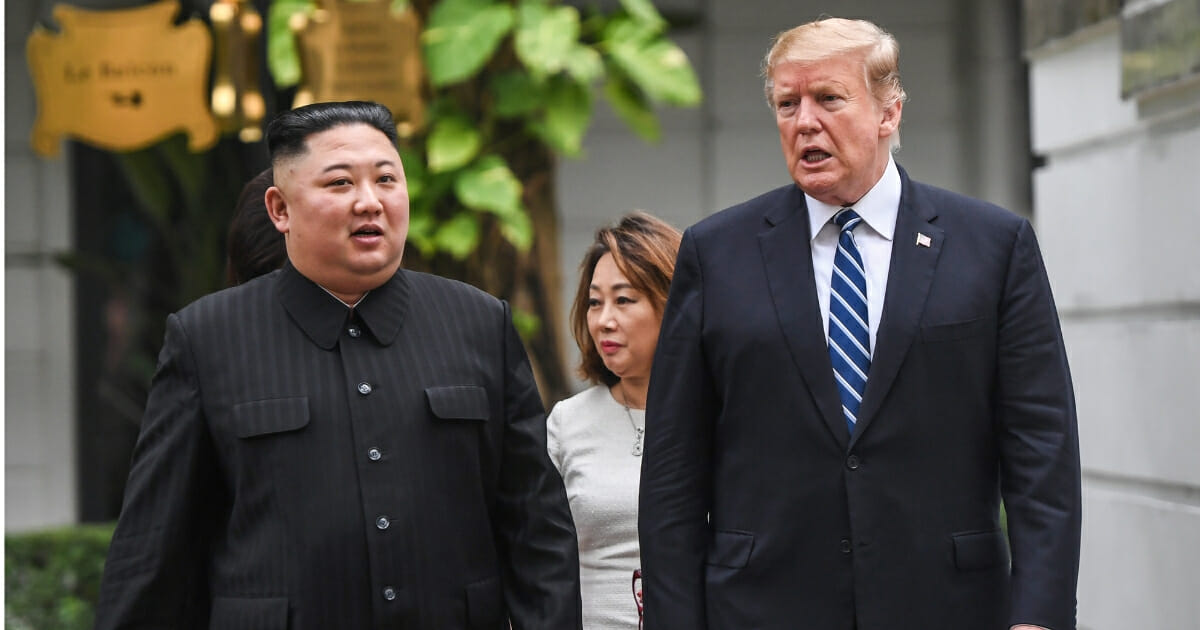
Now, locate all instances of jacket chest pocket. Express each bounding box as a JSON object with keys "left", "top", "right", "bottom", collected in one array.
[
  {"left": 425, "top": 385, "right": 490, "bottom": 422},
  {"left": 232, "top": 397, "right": 310, "bottom": 438},
  {"left": 227, "top": 397, "right": 311, "bottom": 490}
]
